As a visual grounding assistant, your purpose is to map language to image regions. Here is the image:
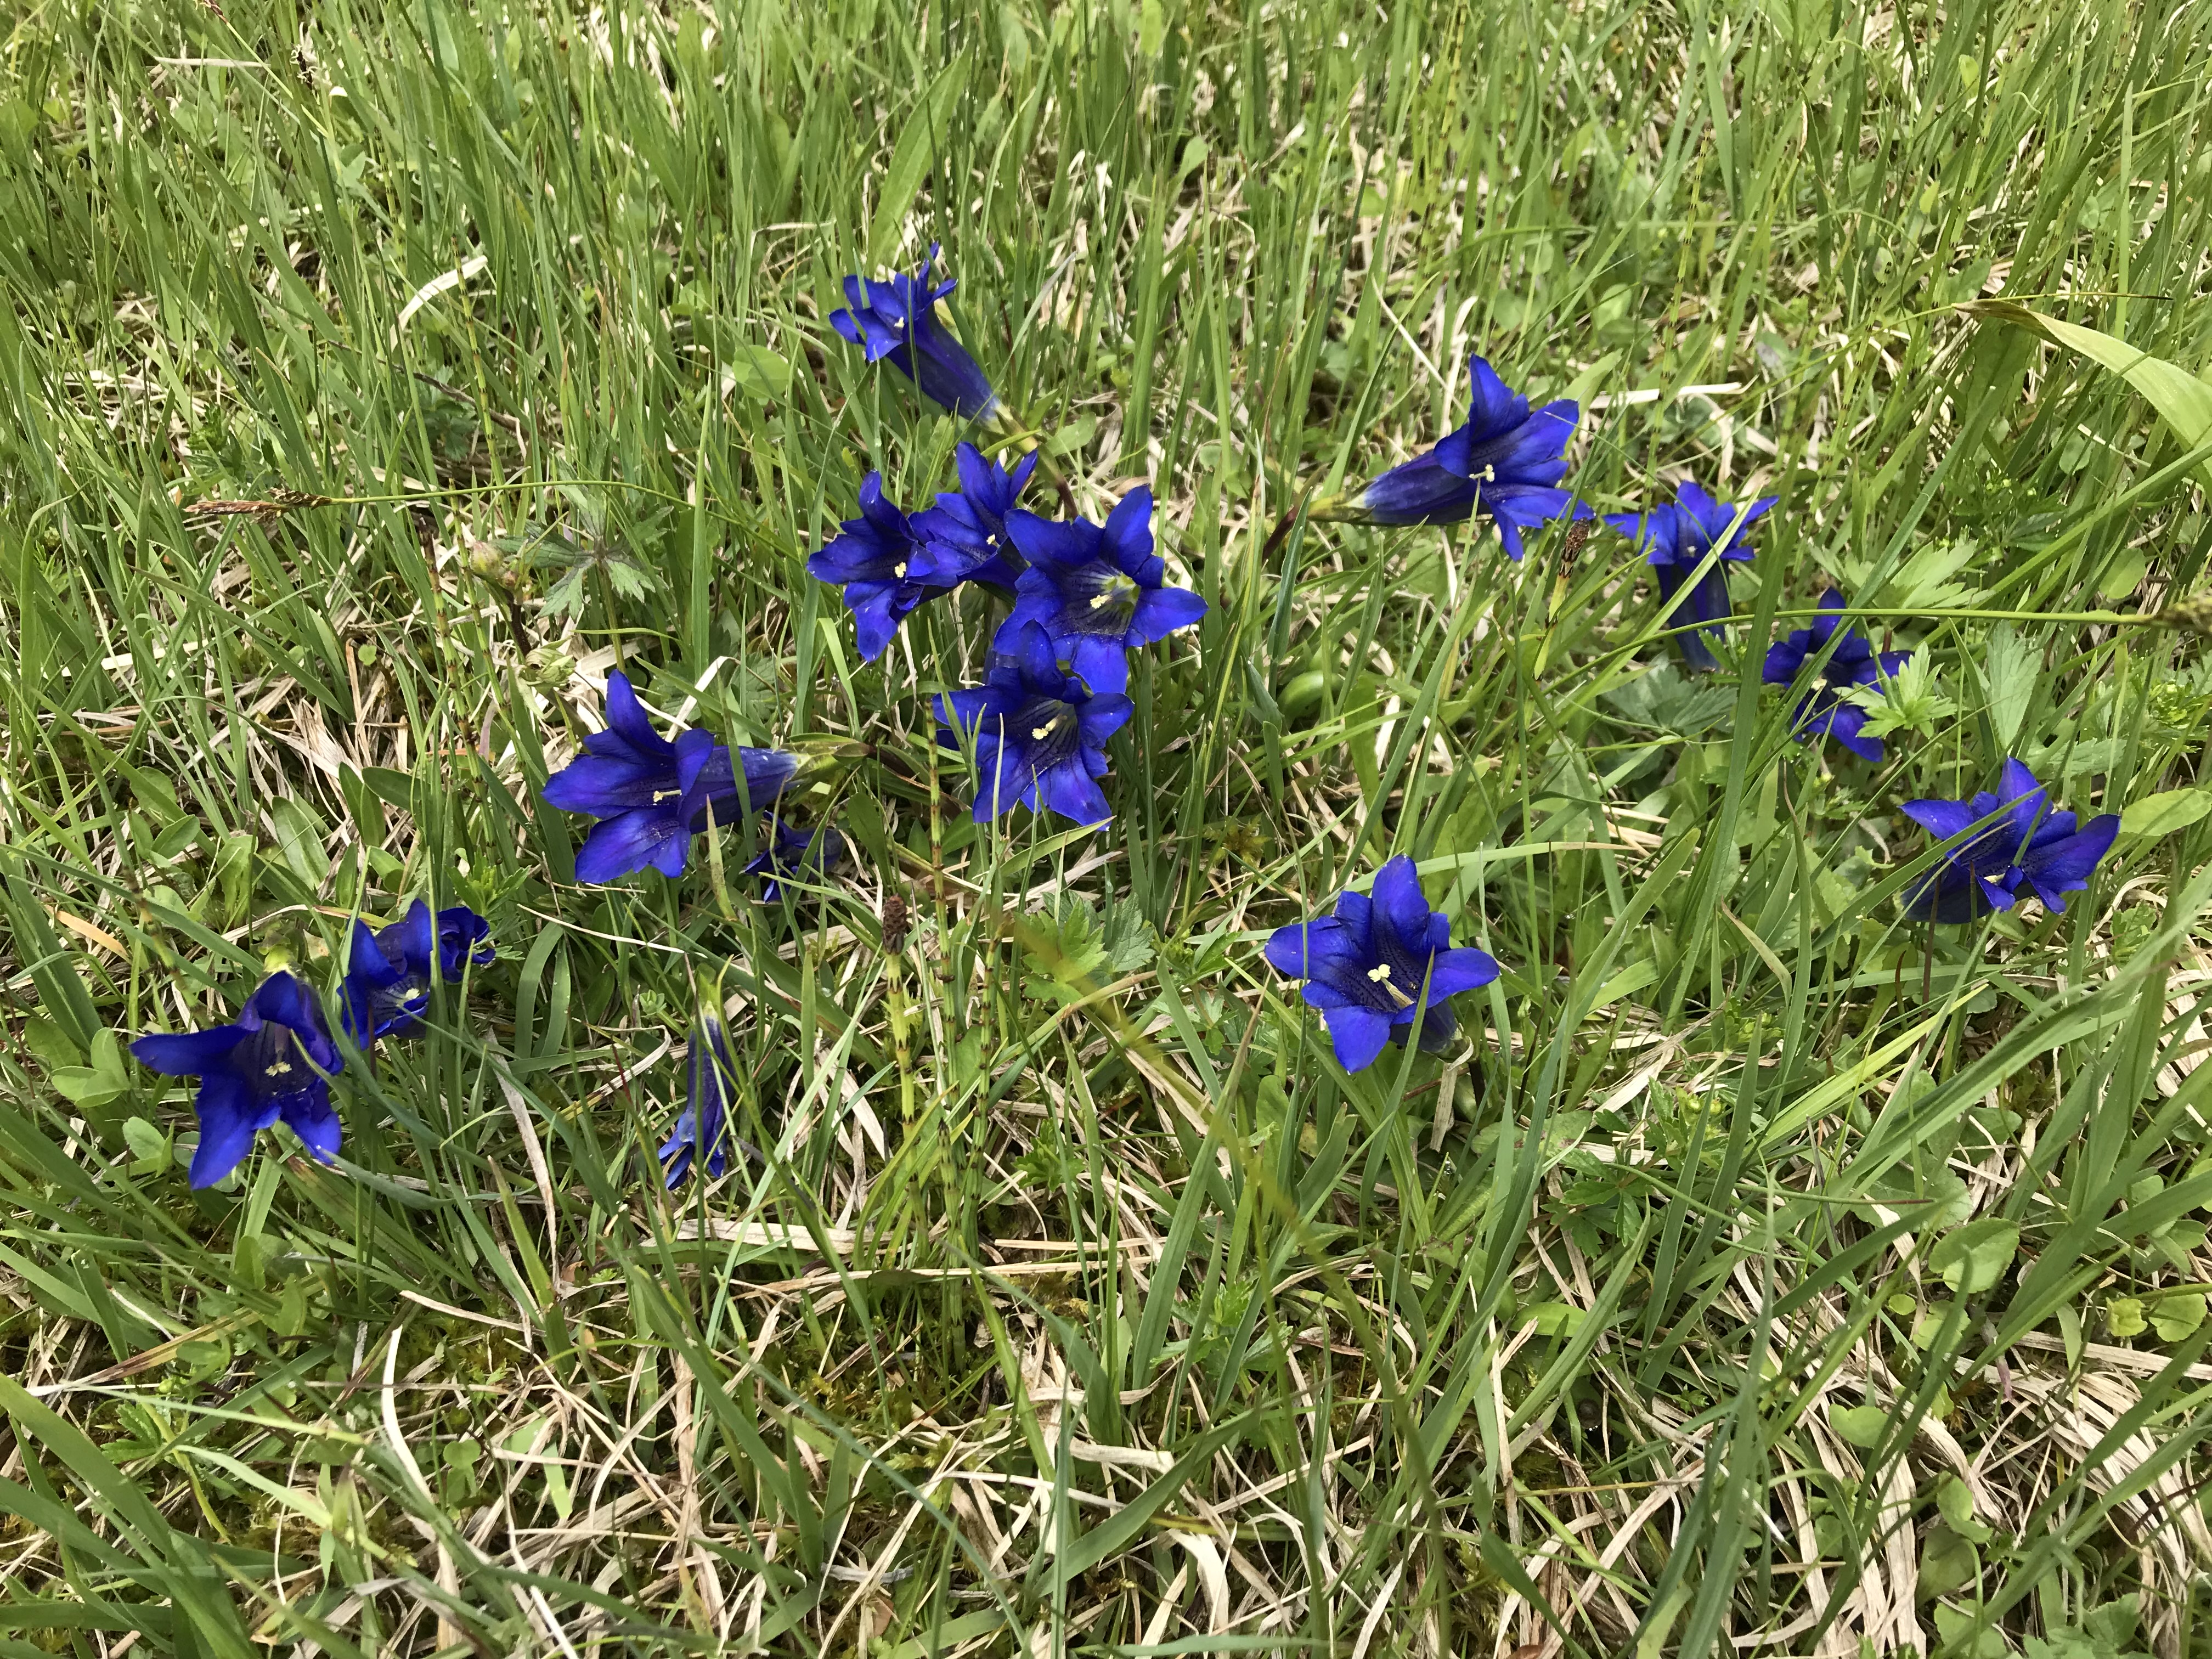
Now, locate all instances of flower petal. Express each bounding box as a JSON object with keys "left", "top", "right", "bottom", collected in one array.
[
  {"left": 189, "top": 1071, "right": 275, "bottom": 1189},
  {"left": 1321, "top": 1005, "right": 1393, "bottom": 1074},
  {"left": 133, "top": 1025, "right": 248, "bottom": 1076},
  {"left": 572, "top": 806, "right": 688, "bottom": 884}
]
